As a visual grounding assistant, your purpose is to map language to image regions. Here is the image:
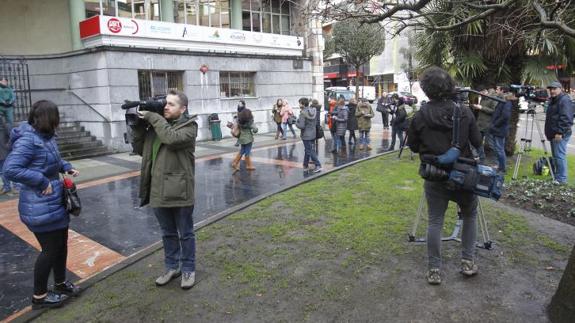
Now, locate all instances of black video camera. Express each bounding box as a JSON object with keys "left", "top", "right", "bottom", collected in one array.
[
  {"left": 121, "top": 96, "right": 167, "bottom": 126},
  {"left": 510, "top": 84, "right": 548, "bottom": 103}
]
